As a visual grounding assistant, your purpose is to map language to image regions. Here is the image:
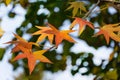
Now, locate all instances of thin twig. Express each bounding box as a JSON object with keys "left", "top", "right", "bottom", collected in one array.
[
  {"left": 94, "top": 27, "right": 100, "bottom": 29},
  {"left": 82, "top": 0, "right": 100, "bottom": 19},
  {"left": 47, "top": 46, "right": 56, "bottom": 50},
  {"left": 90, "top": 4, "right": 109, "bottom": 15},
  {"left": 38, "top": 44, "right": 55, "bottom": 49},
  {"left": 101, "top": 0, "right": 120, "bottom": 4}
]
